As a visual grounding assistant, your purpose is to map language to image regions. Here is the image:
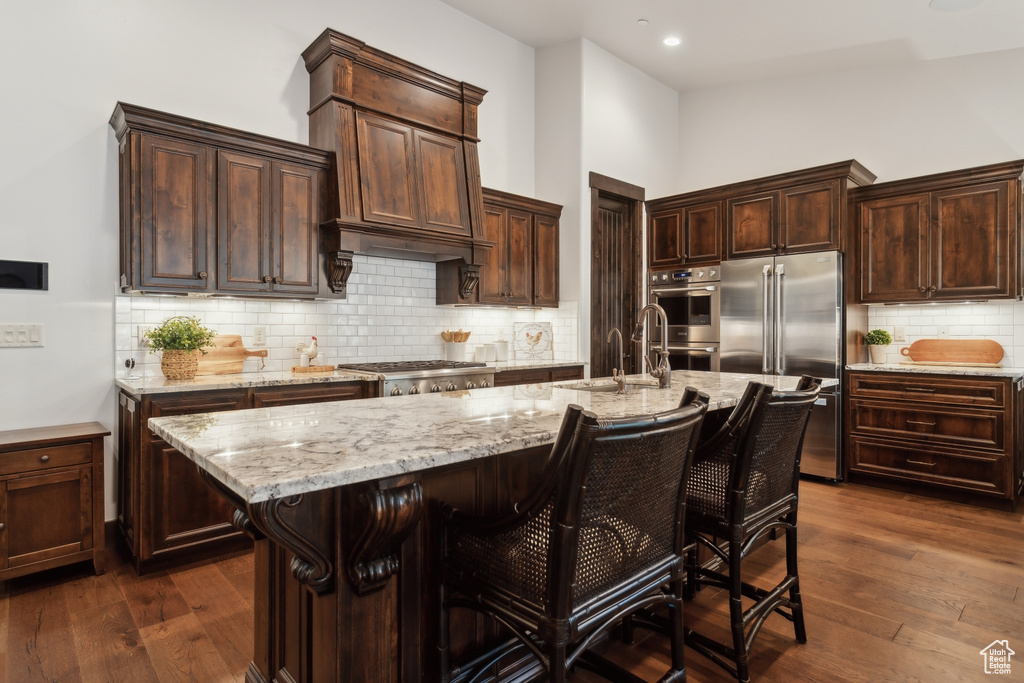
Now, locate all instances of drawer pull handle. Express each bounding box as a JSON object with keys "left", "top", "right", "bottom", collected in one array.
[
  {"left": 39, "top": 454, "right": 50, "bottom": 463},
  {"left": 906, "top": 459, "right": 935, "bottom": 467},
  {"left": 906, "top": 420, "right": 936, "bottom": 427},
  {"left": 905, "top": 387, "right": 935, "bottom": 393}
]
